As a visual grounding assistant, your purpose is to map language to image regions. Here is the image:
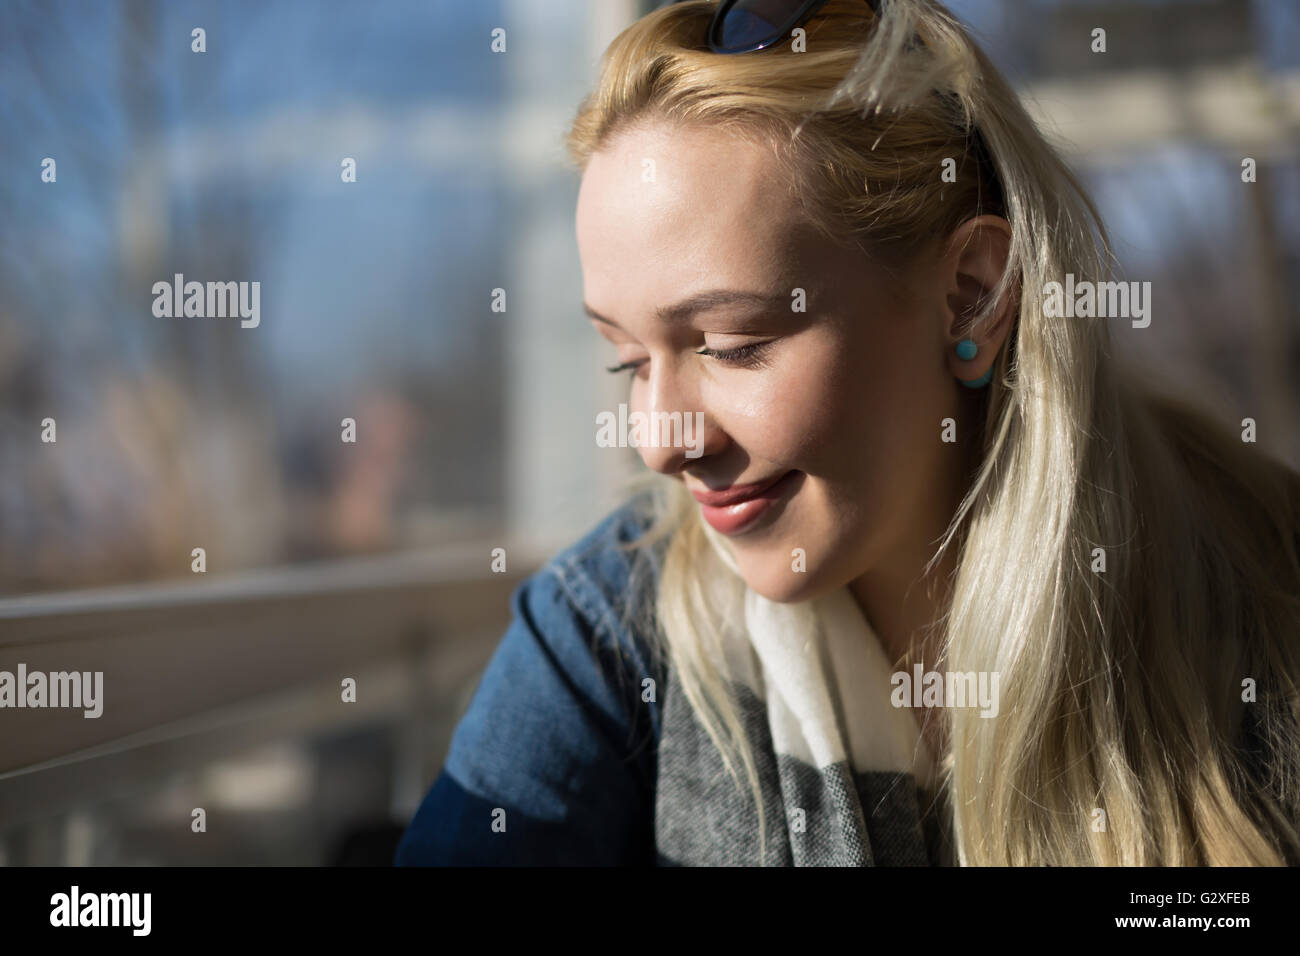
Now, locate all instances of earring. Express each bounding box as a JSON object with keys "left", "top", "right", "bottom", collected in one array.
[{"left": 955, "top": 337, "right": 992, "bottom": 389}]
